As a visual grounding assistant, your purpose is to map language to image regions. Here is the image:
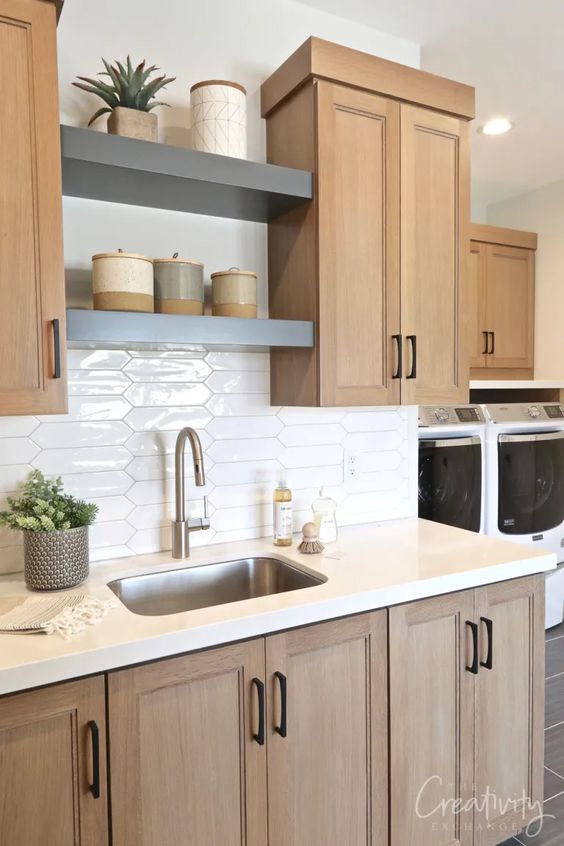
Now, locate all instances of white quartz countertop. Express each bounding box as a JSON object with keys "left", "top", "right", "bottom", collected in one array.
[{"left": 0, "top": 518, "right": 556, "bottom": 696}]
